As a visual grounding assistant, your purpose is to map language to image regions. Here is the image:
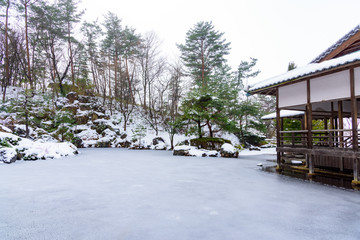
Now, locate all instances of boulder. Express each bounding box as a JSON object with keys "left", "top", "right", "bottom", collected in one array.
[
  {"left": 152, "top": 137, "right": 165, "bottom": 145},
  {"left": 63, "top": 105, "right": 78, "bottom": 115},
  {"left": 220, "top": 143, "right": 239, "bottom": 158},
  {"left": 120, "top": 133, "right": 127, "bottom": 139},
  {"left": 66, "top": 92, "right": 78, "bottom": 104},
  {"left": 75, "top": 115, "right": 89, "bottom": 125},
  {"left": 0, "top": 148, "right": 17, "bottom": 163},
  {"left": 116, "top": 140, "right": 131, "bottom": 148},
  {"left": 152, "top": 137, "right": 167, "bottom": 150},
  {"left": 173, "top": 145, "right": 194, "bottom": 156},
  {"left": 80, "top": 103, "right": 92, "bottom": 111},
  {"left": 72, "top": 137, "right": 84, "bottom": 148},
  {"left": 95, "top": 139, "right": 112, "bottom": 148}
]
